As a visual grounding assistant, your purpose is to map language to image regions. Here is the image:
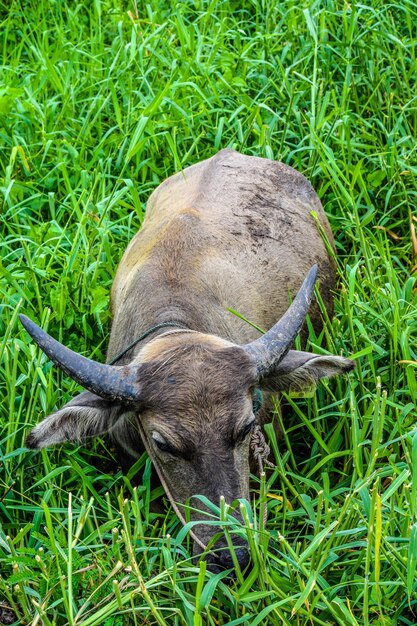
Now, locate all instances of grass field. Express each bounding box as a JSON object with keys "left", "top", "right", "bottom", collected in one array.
[{"left": 1, "top": 0, "right": 417, "bottom": 624}]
